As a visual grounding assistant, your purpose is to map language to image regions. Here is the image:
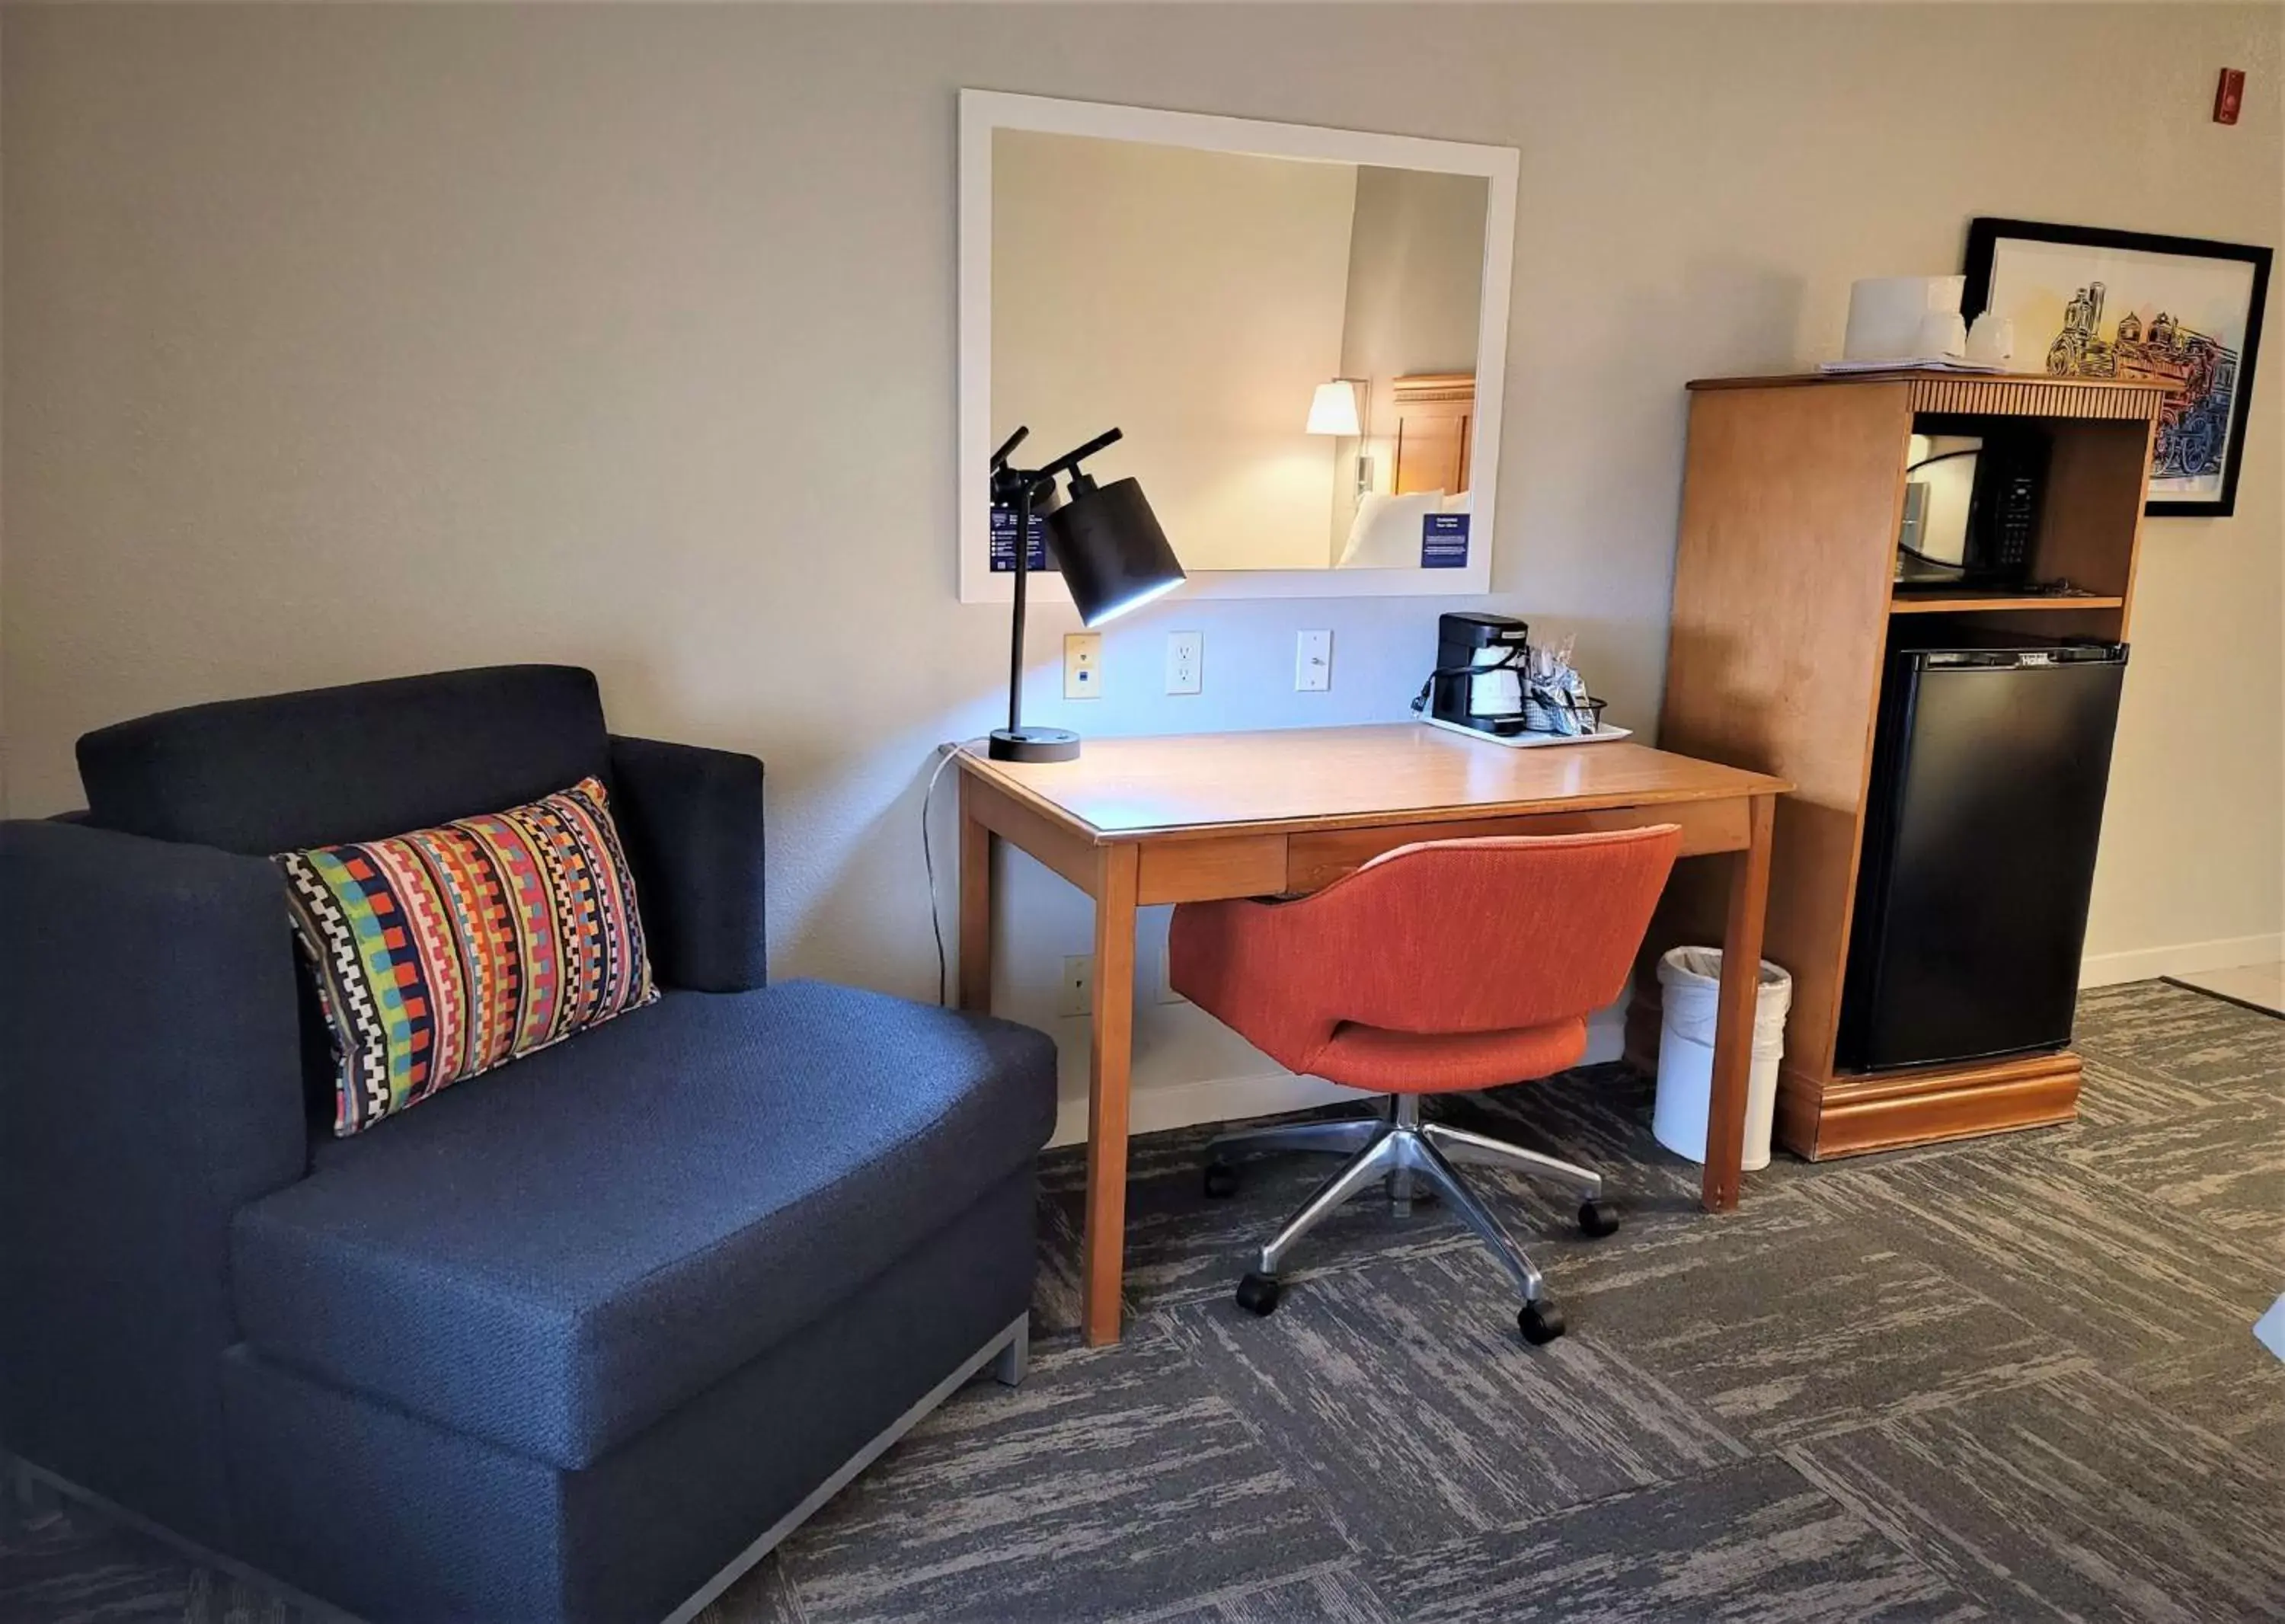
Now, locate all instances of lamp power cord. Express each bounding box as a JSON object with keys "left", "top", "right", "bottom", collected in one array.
[{"left": 921, "top": 743, "right": 960, "bottom": 1005}]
